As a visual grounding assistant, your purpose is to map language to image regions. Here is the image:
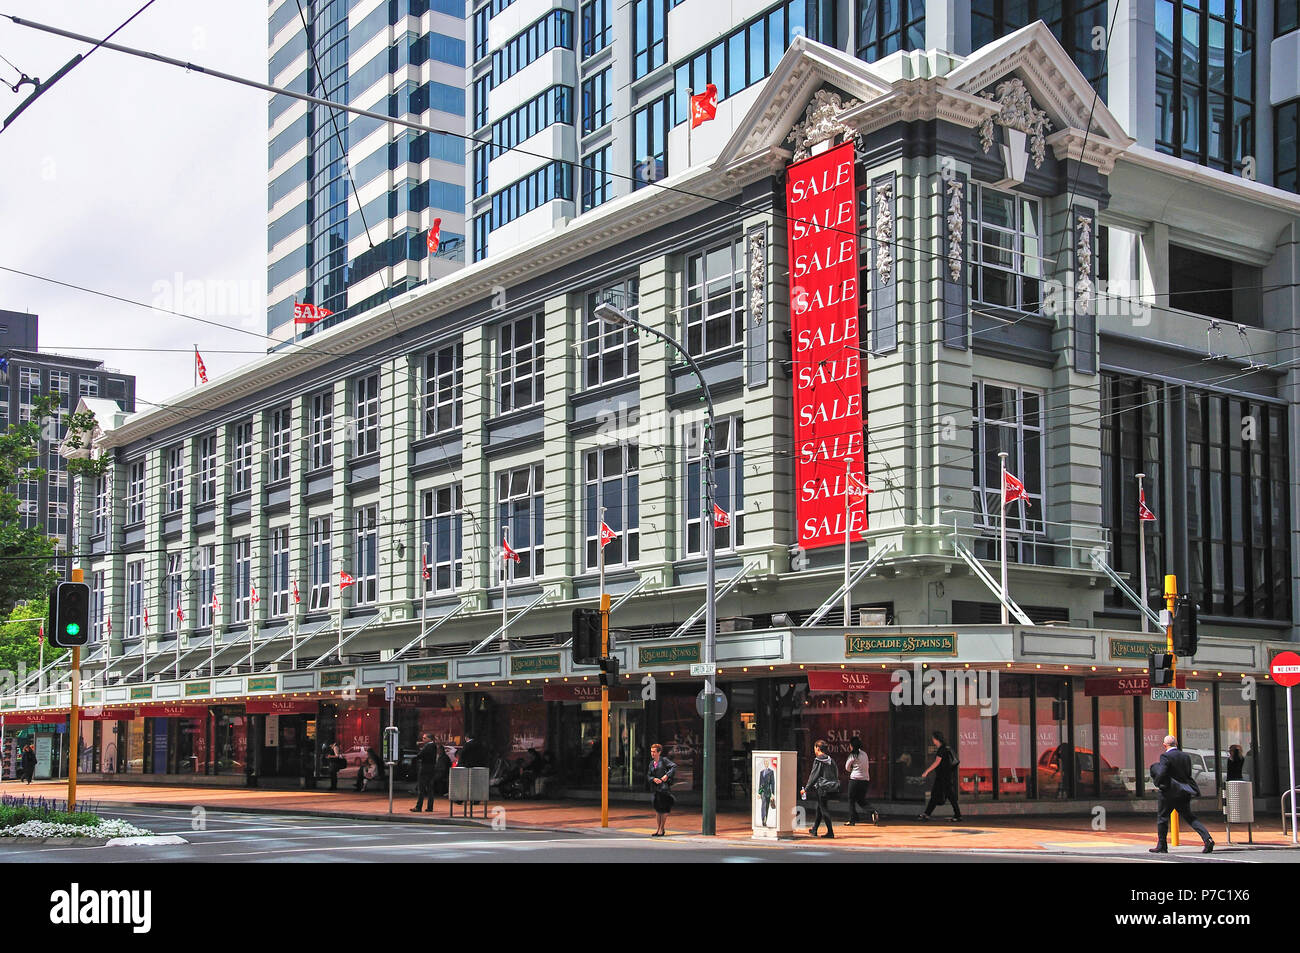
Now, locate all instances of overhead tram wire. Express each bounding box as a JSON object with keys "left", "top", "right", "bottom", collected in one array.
[{"left": 1, "top": 0, "right": 160, "bottom": 133}]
